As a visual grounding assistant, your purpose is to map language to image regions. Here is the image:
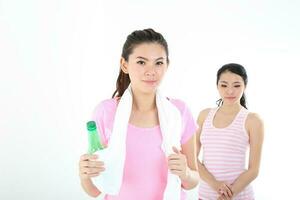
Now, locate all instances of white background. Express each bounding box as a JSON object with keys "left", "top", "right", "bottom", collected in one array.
[{"left": 1, "top": 0, "right": 300, "bottom": 199}]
